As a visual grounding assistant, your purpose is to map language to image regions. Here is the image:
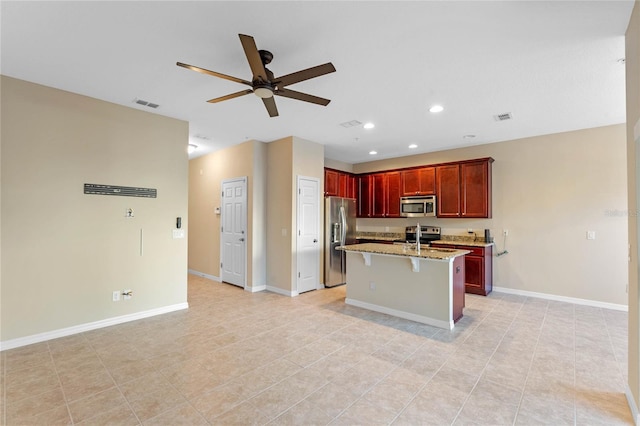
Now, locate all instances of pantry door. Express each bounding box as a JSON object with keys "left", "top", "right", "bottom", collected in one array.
[
  {"left": 297, "top": 176, "right": 320, "bottom": 294},
  {"left": 221, "top": 177, "right": 247, "bottom": 288}
]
